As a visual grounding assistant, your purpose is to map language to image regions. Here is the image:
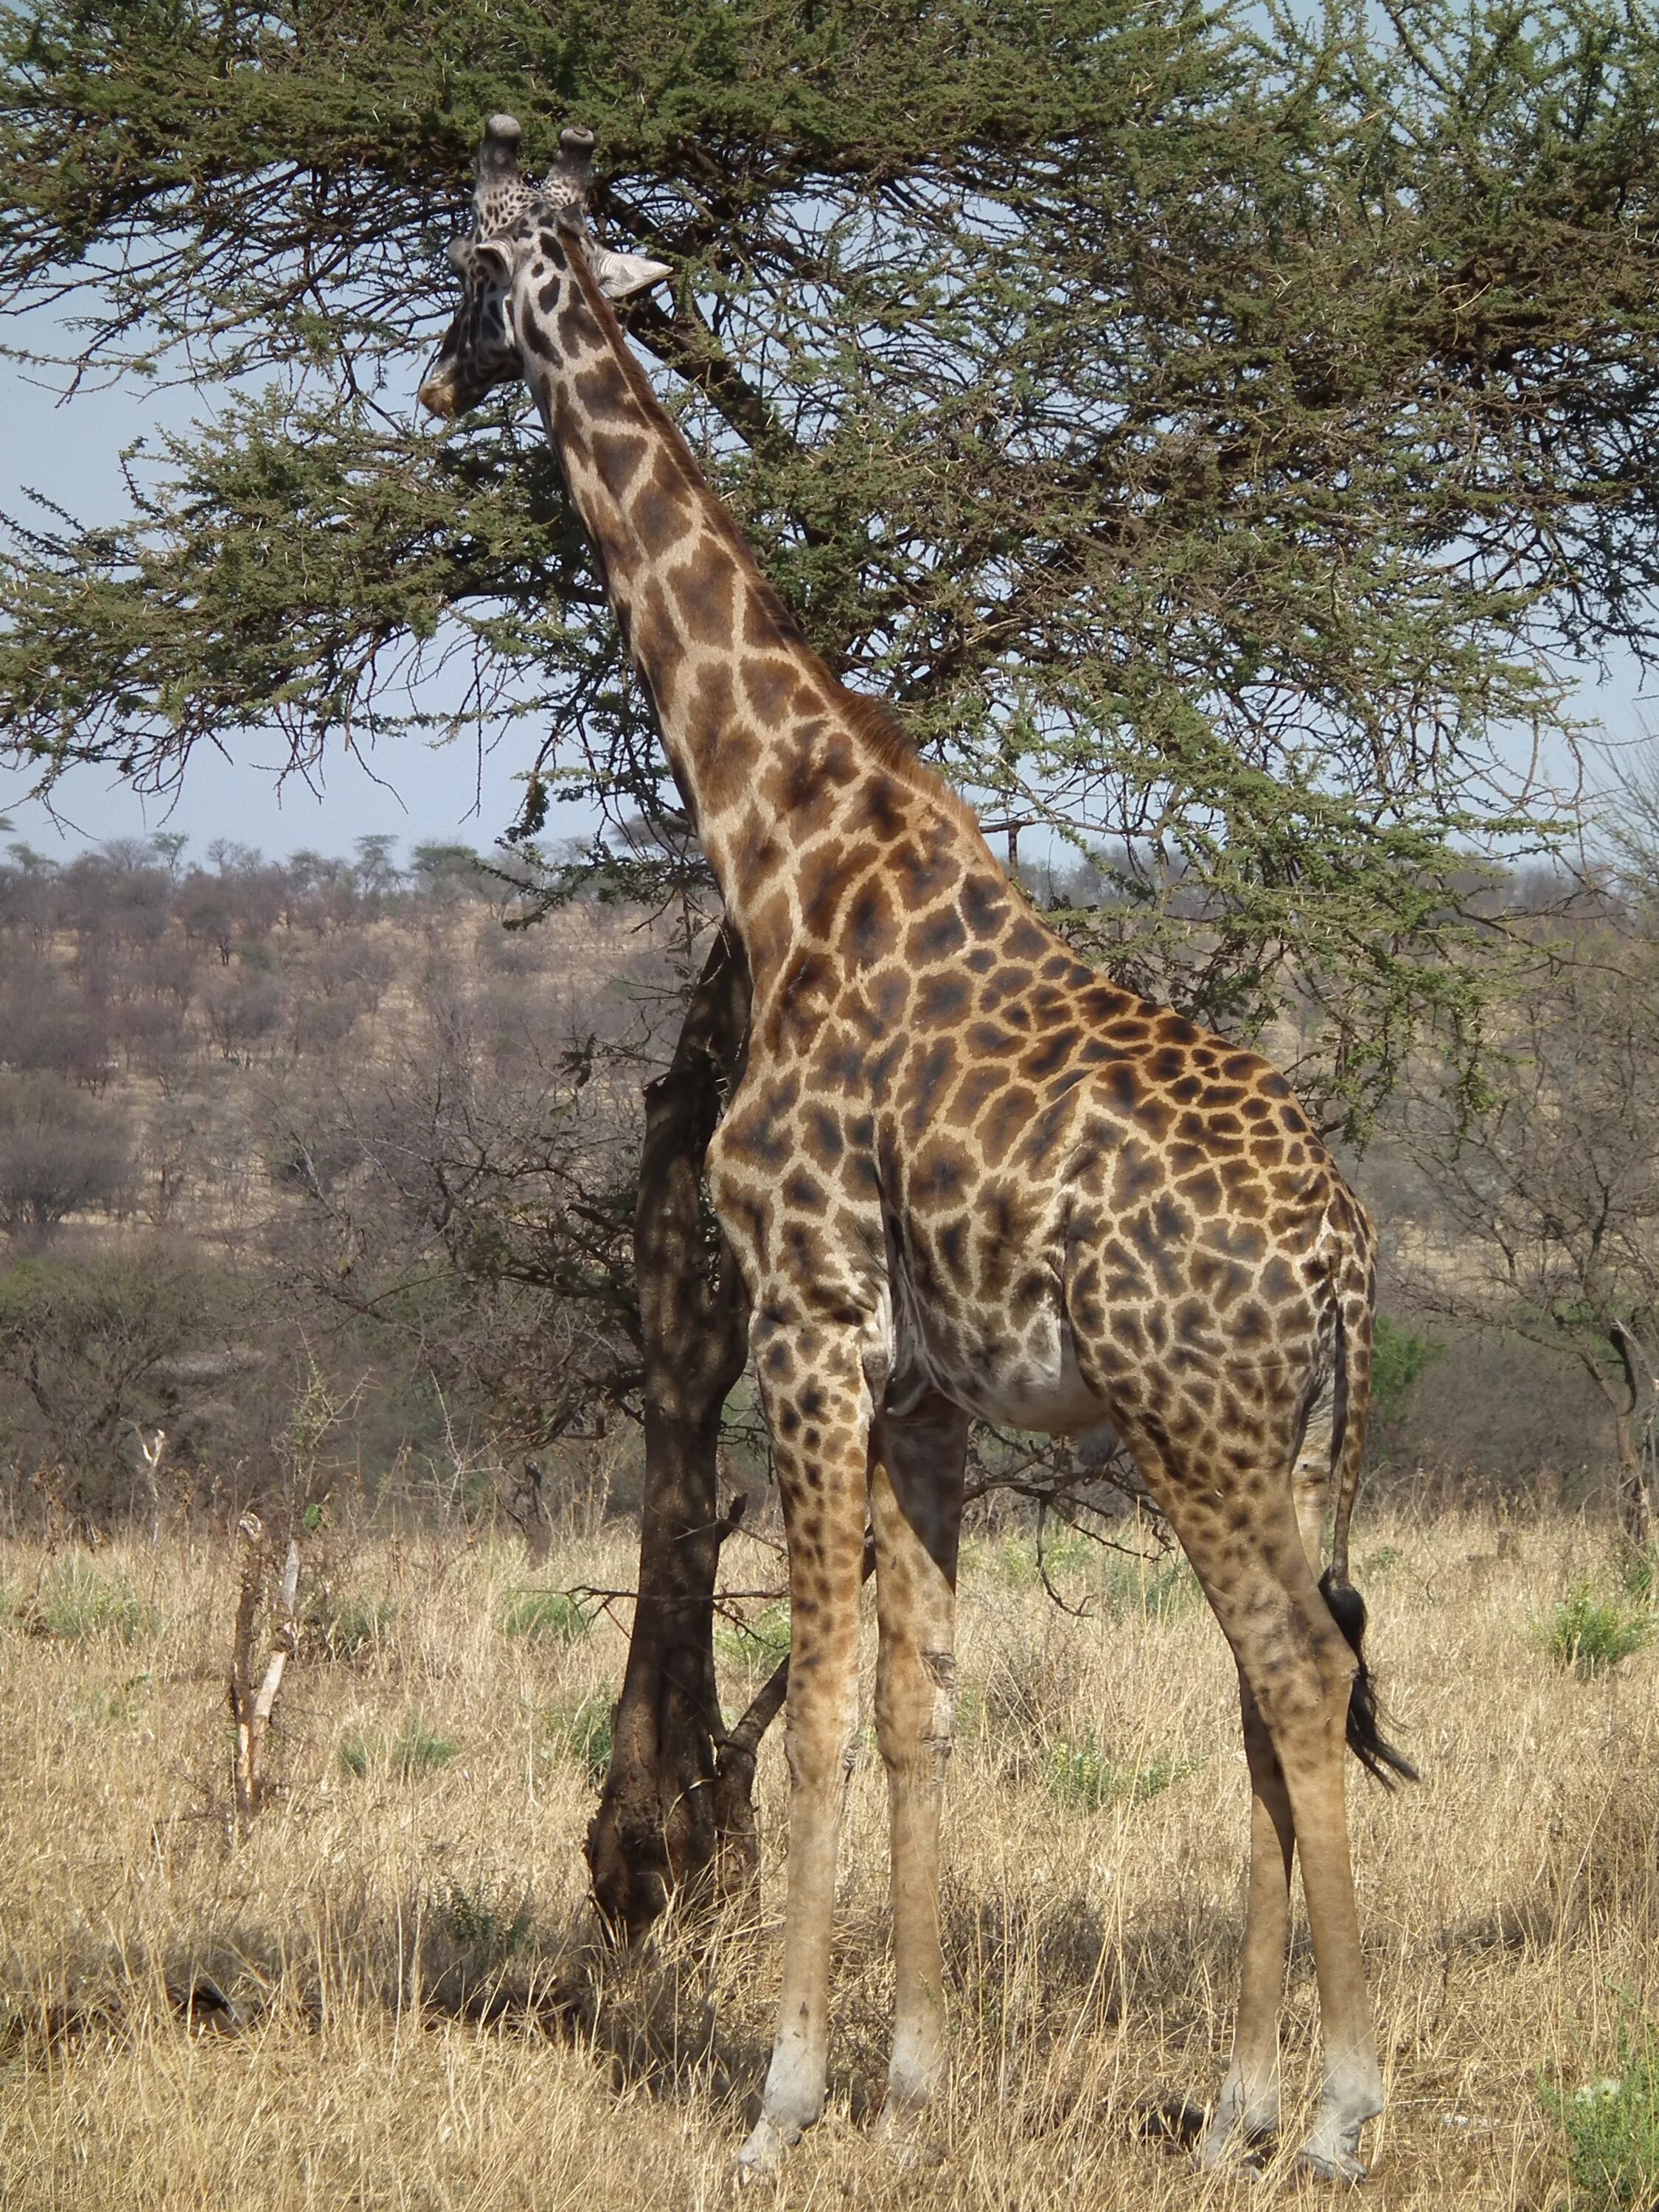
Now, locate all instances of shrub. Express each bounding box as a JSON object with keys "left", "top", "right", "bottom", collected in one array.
[
  {"left": 1046, "top": 1734, "right": 1198, "bottom": 1813},
  {"left": 1371, "top": 1313, "right": 1442, "bottom": 1428},
  {"left": 1543, "top": 2023, "right": 1659, "bottom": 2209},
  {"left": 716, "top": 1602, "right": 790, "bottom": 1672},
  {"left": 498, "top": 1587, "right": 590, "bottom": 1641},
  {"left": 1544, "top": 1583, "right": 1651, "bottom": 1678},
  {"left": 546, "top": 1698, "right": 612, "bottom": 1789},
  {"left": 341, "top": 1713, "right": 457, "bottom": 1781}
]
